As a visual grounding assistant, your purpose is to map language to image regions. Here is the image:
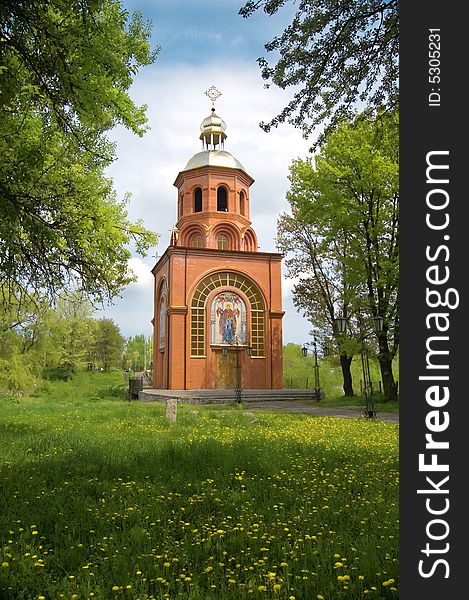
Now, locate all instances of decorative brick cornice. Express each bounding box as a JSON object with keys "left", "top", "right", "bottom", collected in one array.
[
  {"left": 167, "top": 306, "right": 188, "bottom": 315},
  {"left": 270, "top": 310, "right": 285, "bottom": 319}
]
